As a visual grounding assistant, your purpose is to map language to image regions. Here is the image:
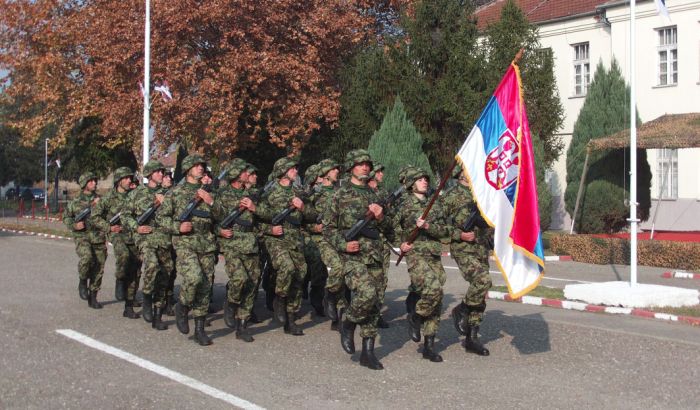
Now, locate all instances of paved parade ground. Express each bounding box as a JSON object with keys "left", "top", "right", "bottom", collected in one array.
[{"left": 1, "top": 231, "right": 699, "bottom": 409}]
